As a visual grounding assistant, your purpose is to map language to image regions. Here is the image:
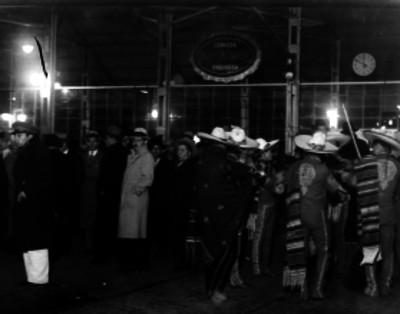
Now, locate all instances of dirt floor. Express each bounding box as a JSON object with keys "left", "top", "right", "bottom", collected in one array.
[{"left": 1, "top": 238, "right": 400, "bottom": 314}]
